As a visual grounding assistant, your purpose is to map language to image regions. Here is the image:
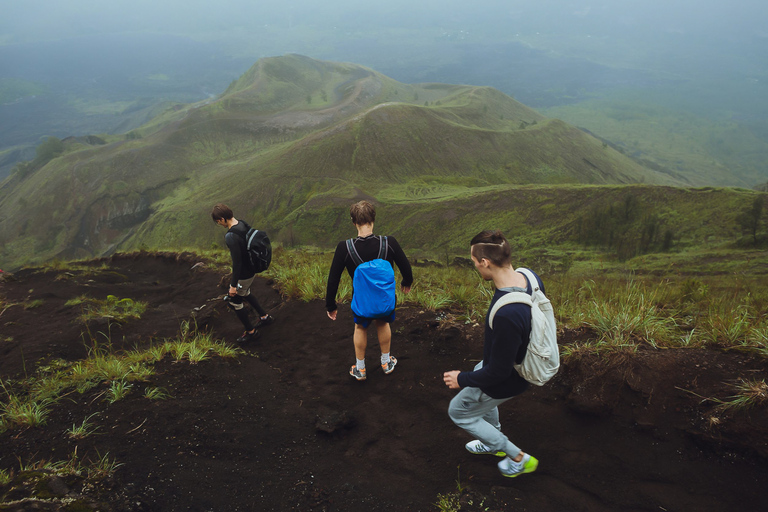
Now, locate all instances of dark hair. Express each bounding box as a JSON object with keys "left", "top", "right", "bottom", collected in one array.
[
  {"left": 470, "top": 230, "right": 511, "bottom": 267},
  {"left": 350, "top": 200, "right": 376, "bottom": 225},
  {"left": 211, "top": 203, "right": 234, "bottom": 222}
]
